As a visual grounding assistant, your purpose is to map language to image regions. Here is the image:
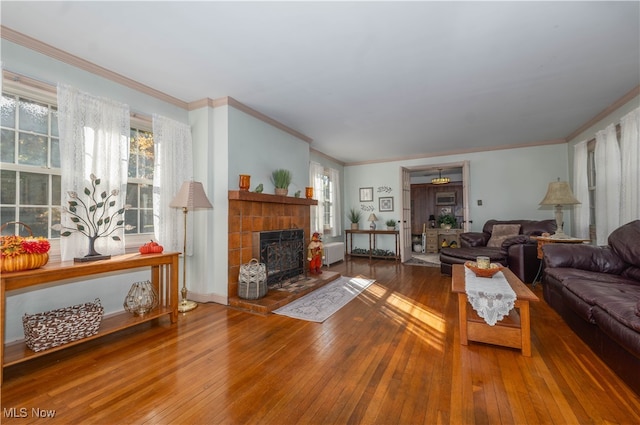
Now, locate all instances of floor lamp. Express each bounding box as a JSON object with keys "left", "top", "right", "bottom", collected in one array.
[{"left": 169, "top": 181, "right": 213, "bottom": 312}]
